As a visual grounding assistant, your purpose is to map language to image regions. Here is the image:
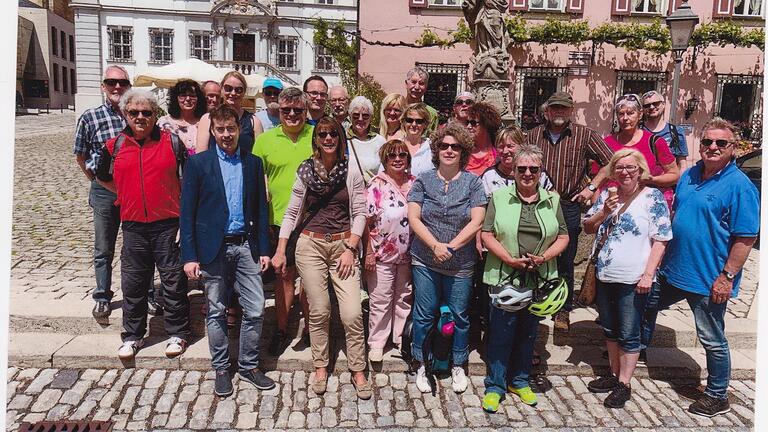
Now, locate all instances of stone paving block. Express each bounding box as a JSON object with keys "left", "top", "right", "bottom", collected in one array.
[
  {"left": 24, "top": 368, "right": 57, "bottom": 394},
  {"left": 60, "top": 380, "right": 91, "bottom": 405},
  {"left": 49, "top": 369, "right": 79, "bottom": 389},
  {"left": 8, "top": 394, "right": 33, "bottom": 410},
  {"left": 69, "top": 400, "right": 97, "bottom": 420},
  {"left": 236, "top": 412, "right": 257, "bottom": 429},
  {"left": 30, "top": 388, "right": 62, "bottom": 412},
  {"left": 165, "top": 402, "right": 189, "bottom": 429}
]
